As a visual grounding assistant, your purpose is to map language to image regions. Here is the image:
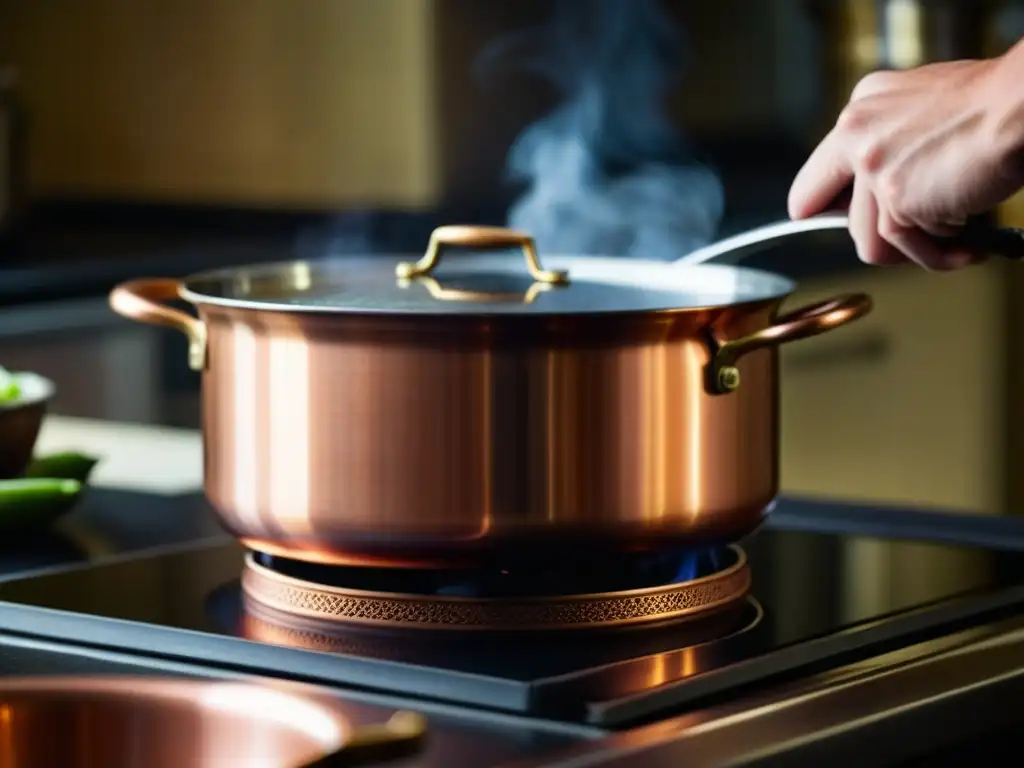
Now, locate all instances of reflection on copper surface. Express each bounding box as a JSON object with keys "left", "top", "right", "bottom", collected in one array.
[
  {"left": 111, "top": 264, "right": 869, "bottom": 568},
  {"left": 566, "top": 600, "right": 765, "bottom": 699},
  {"left": 241, "top": 546, "right": 751, "bottom": 632},
  {"left": 268, "top": 333, "right": 312, "bottom": 536},
  {"left": 229, "top": 320, "right": 258, "bottom": 529},
  {"left": 0, "top": 677, "right": 426, "bottom": 767}
]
